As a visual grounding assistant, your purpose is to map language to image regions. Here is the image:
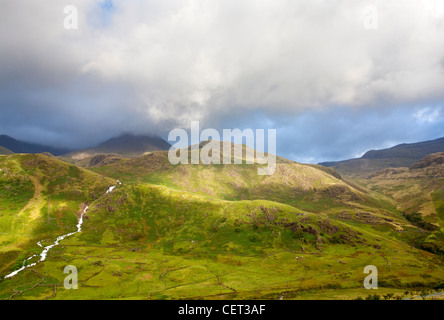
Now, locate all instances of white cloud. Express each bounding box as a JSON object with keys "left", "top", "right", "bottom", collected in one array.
[{"left": 414, "top": 106, "right": 442, "bottom": 123}]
